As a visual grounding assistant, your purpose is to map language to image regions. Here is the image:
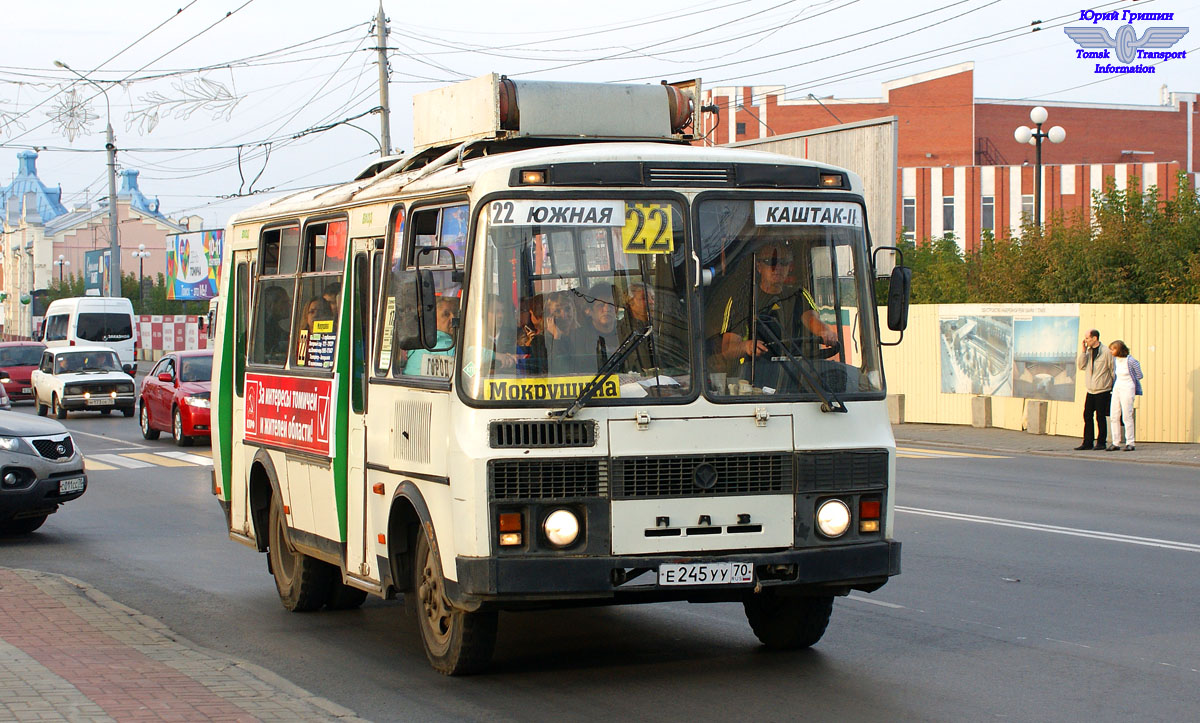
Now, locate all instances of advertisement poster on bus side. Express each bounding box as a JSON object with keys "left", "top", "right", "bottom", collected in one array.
[
  {"left": 166, "top": 229, "right": 223, "bottom": 300},
  {"left": 243, "top": 372, "right": 333, "bottom": 456}
]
